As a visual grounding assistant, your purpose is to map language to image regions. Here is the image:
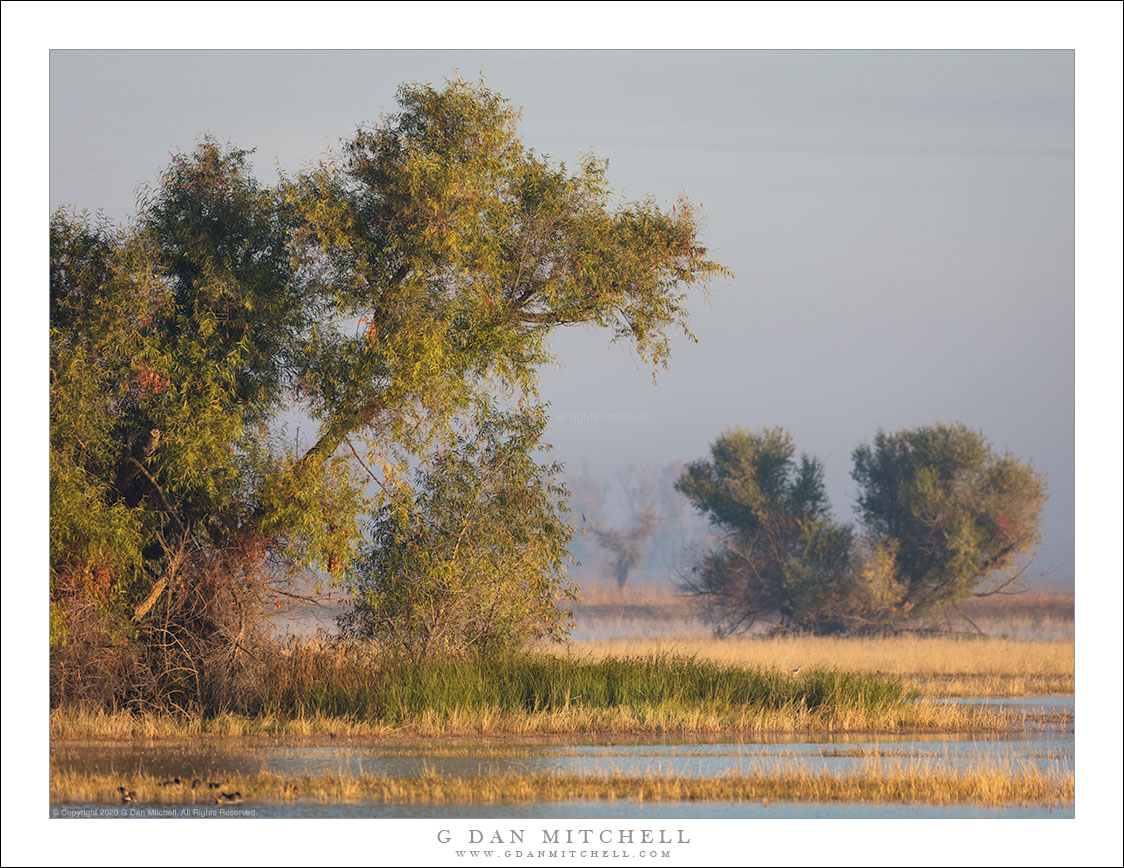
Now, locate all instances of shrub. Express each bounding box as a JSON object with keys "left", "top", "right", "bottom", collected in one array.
[{"left": 338, "top": 406, "right": 576, "bottom": 659}]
